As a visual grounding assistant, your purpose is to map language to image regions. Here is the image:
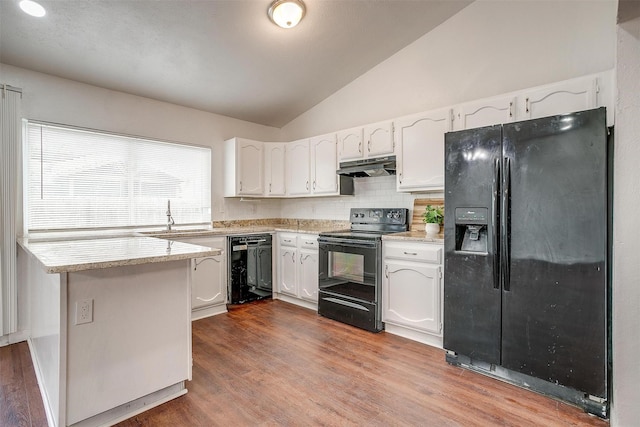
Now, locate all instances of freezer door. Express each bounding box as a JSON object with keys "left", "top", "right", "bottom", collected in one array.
[
  {"left": 501, "top": 108, "right": 608, "bottom": 398},
  {"left": 444, "top": 125, "right": 502, "bottom": 365}
]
